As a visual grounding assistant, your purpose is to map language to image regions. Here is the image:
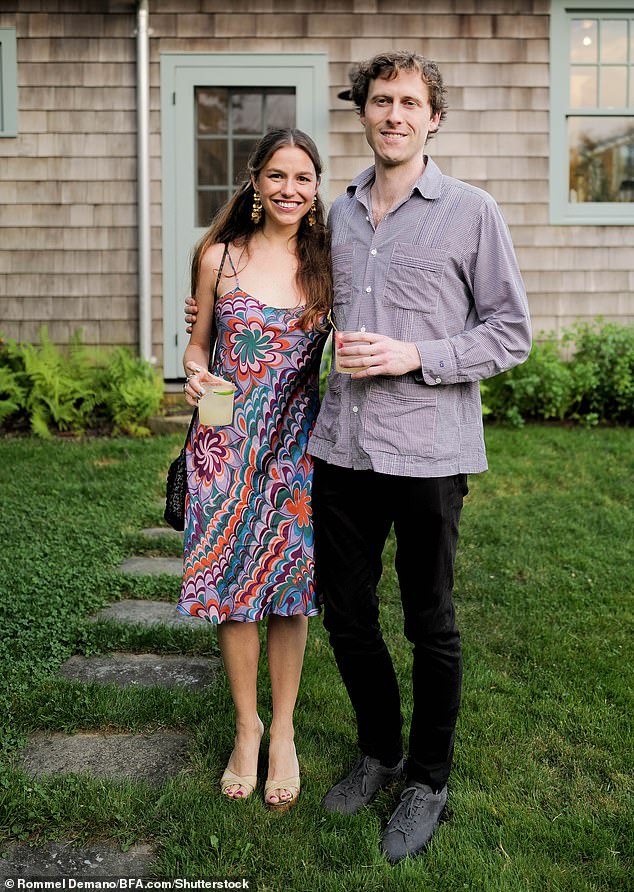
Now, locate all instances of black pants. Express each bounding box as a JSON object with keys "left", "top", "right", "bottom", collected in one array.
[{"left": 312, "top": 458, "right": 467, "bottom": 791}]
